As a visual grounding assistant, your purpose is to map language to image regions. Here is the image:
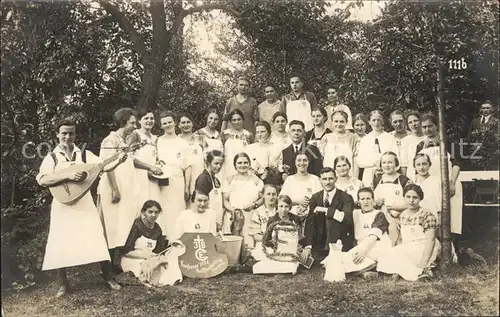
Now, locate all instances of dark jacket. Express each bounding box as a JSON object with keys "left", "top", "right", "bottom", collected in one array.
[
  {"left": 304, "top": 188, "right": 354, "bottom": 251},
  {"left": 281, "top": 142, "right": 323, "bottom": 177}
]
